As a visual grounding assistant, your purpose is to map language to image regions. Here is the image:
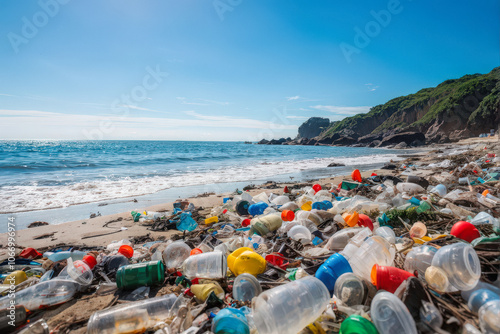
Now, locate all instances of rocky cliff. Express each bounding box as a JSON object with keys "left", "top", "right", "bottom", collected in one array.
[{"left": 297, "top": 117, "right": 331, "bottom": 139}]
